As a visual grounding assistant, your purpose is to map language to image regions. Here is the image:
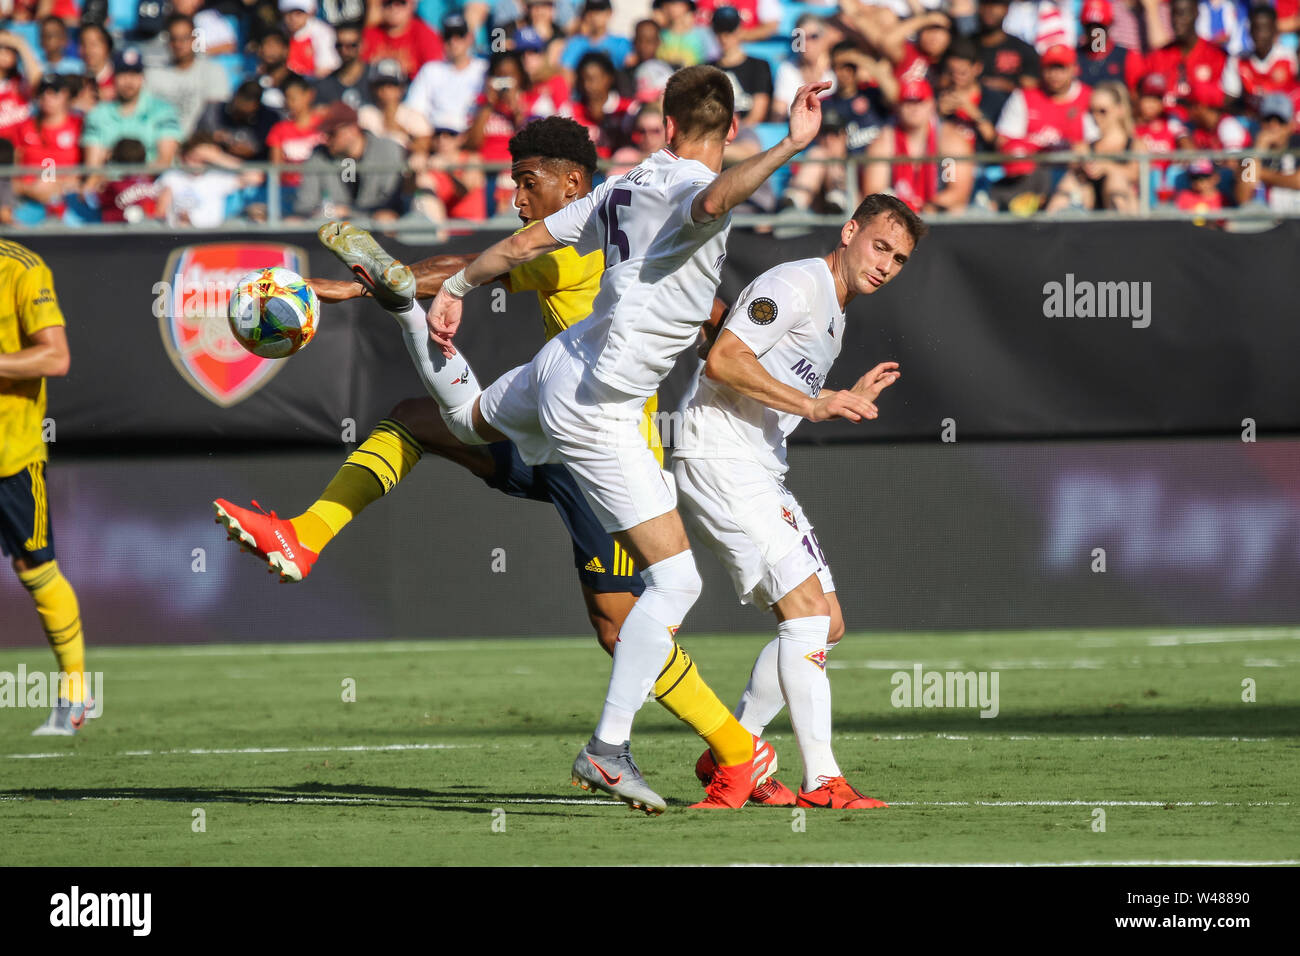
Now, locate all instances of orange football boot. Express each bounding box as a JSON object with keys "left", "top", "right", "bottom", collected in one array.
[
  {"left": 213, "top": 498, "right": 319, "bottom": 582},
  {"left": 691, "top": 735, "right": 791, "bottom": 808},
  {"left": 797, "top": 776, "right": 888, "bottom": 809}
]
